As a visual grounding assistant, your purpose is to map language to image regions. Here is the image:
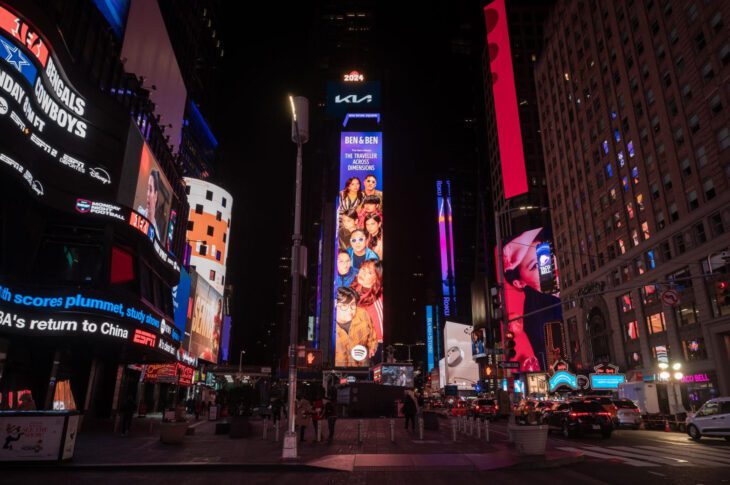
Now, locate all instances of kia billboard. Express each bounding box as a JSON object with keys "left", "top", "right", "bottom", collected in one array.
[
  {"left": 499, "top": 227, "right": 561, "bottom": 372},
  {"left": 332, "top": 132, "right": 383, "bottom": 368}
]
